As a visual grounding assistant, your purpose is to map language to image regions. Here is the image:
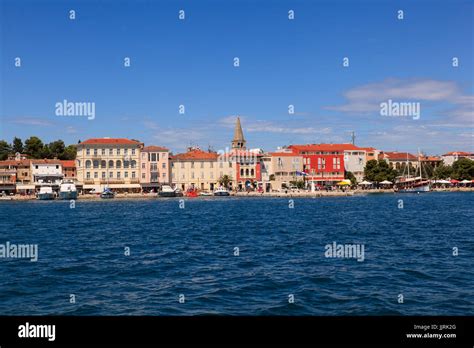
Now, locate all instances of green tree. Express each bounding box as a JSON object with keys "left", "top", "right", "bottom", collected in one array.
[
  {"left": 345, "top": 171, "right": 357, "bottom": 185},
  {"left": 0, "top": 140, "right": 12, "bottom": 160},
  {"left": 452, "top": 158, "right": 474, "bottom": 180},
  {"left": 12, "top": 137, "right": 23, "bottom": 154},
  {"left": 48, "top": 140, "right": 65, "bottom": 159},
  {"left": 364, "top": 159, "right": 398, "bottom": 182},
  {"left": 290, "top": 180, "right": 305, "bottom": 189},
  {"left": 24, "top": 136, "right": 44, "bottom": 158},
  {"left": 60, "top": 145, "right": 77, "bottom": 160},
  {"left": 218, "top": 174, "right": 232, "bottom": 188},
  {"left": 433, "top": 164, "right": 453, "bottom": 180}
]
